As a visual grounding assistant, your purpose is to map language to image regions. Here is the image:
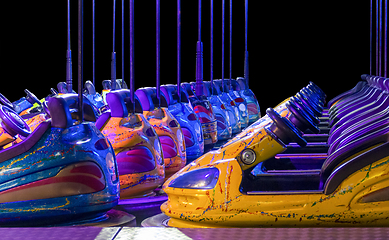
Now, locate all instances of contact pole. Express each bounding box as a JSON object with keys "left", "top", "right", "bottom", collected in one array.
[
  {"left": 122, "top": 0, "right": 125, "bottom": 87},
  {"left": 222, "top": 0, "right": 225, "bottom": 89},
  {"left": 66, "top": 0, "right": 73, "bottom": 93},
  {"left": 78, "top": 0, "right": 84, "bottom": 121},
  {"left": 111, "top": 0, "right": 117, "bottom": 90},
  {"left": 92, "top": 0, "right": 96, "bottom": 86},
  {"left": 195, "top": 0, "right": 204, "bottom": 96},
  {"left": 229, "top": 0, "right": 232, "bottom": 90},
  {"left": 210, "top": 0, "right": 214, "bottom": 95},
  {"left": 244, "top": 0, "right": 249, "bottom": 87},
  {"left": 177, "top": 0, "right": 182, "bottom": 102},
  {"left": 156, "top": 0, "right": 161, "bottom": 107},
  {"left": 130, "top": 0, "right": 135, "bottom": 112}
]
